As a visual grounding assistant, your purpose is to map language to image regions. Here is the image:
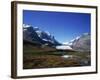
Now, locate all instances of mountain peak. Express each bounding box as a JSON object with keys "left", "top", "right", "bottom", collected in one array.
[
  {"left": 23, "top": 24, "right": 32, "bottom": 28},
  {"left": 23, "top": 24, "right": 60, "bottom": 46},
  {"left": 45, "top": 31, "right": 51, "bottom": 36},
  {"left": 33, "top": 27, "right": 39, "bottom": 31},
  {"left": 83, "top": 33, "right": 89, "bottom": 36},
  {"left": 68, "top": 33, "right": 90, "bottom": 51},
  {"left": 63, "top": 33, "right": 90, "bottom": 51}
]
